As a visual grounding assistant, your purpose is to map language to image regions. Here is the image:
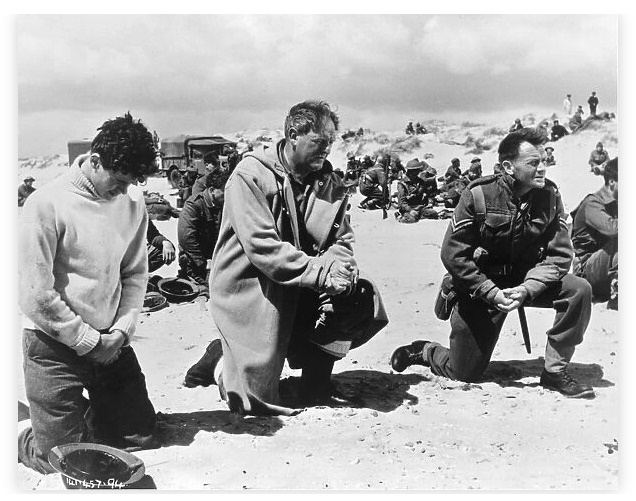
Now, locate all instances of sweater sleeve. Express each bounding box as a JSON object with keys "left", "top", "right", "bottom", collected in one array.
[
  {"left": 109, "top": 202, "right": 148, "bottom": 343},
  {"left": 18, "top": 193, "right": 101, "bottom": 355}
]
